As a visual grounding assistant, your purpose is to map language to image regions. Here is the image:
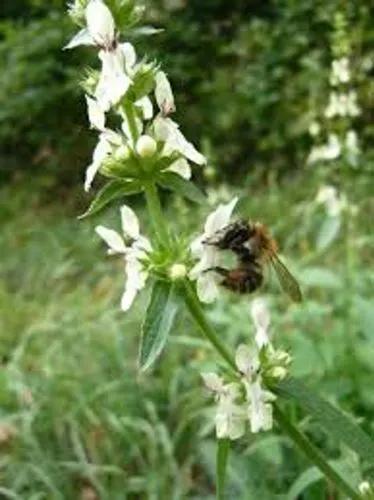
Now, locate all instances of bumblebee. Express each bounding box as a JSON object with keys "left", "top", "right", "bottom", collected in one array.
[{"left": 204, "top": 220, "right": 302, "bottom": 302}]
